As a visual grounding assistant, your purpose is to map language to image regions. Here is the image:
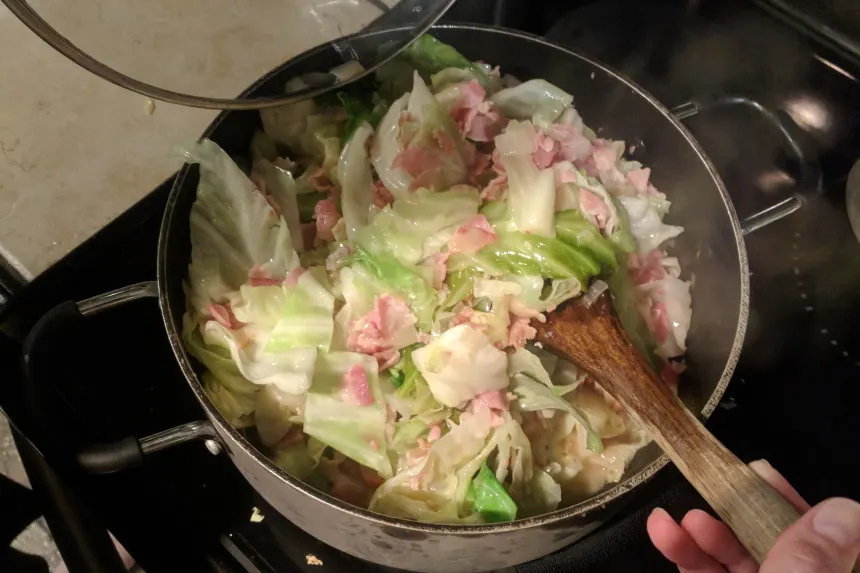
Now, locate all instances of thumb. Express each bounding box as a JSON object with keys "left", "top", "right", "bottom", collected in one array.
[{"left": 761, "top": 497, "right": 860, "bottom": 573}]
